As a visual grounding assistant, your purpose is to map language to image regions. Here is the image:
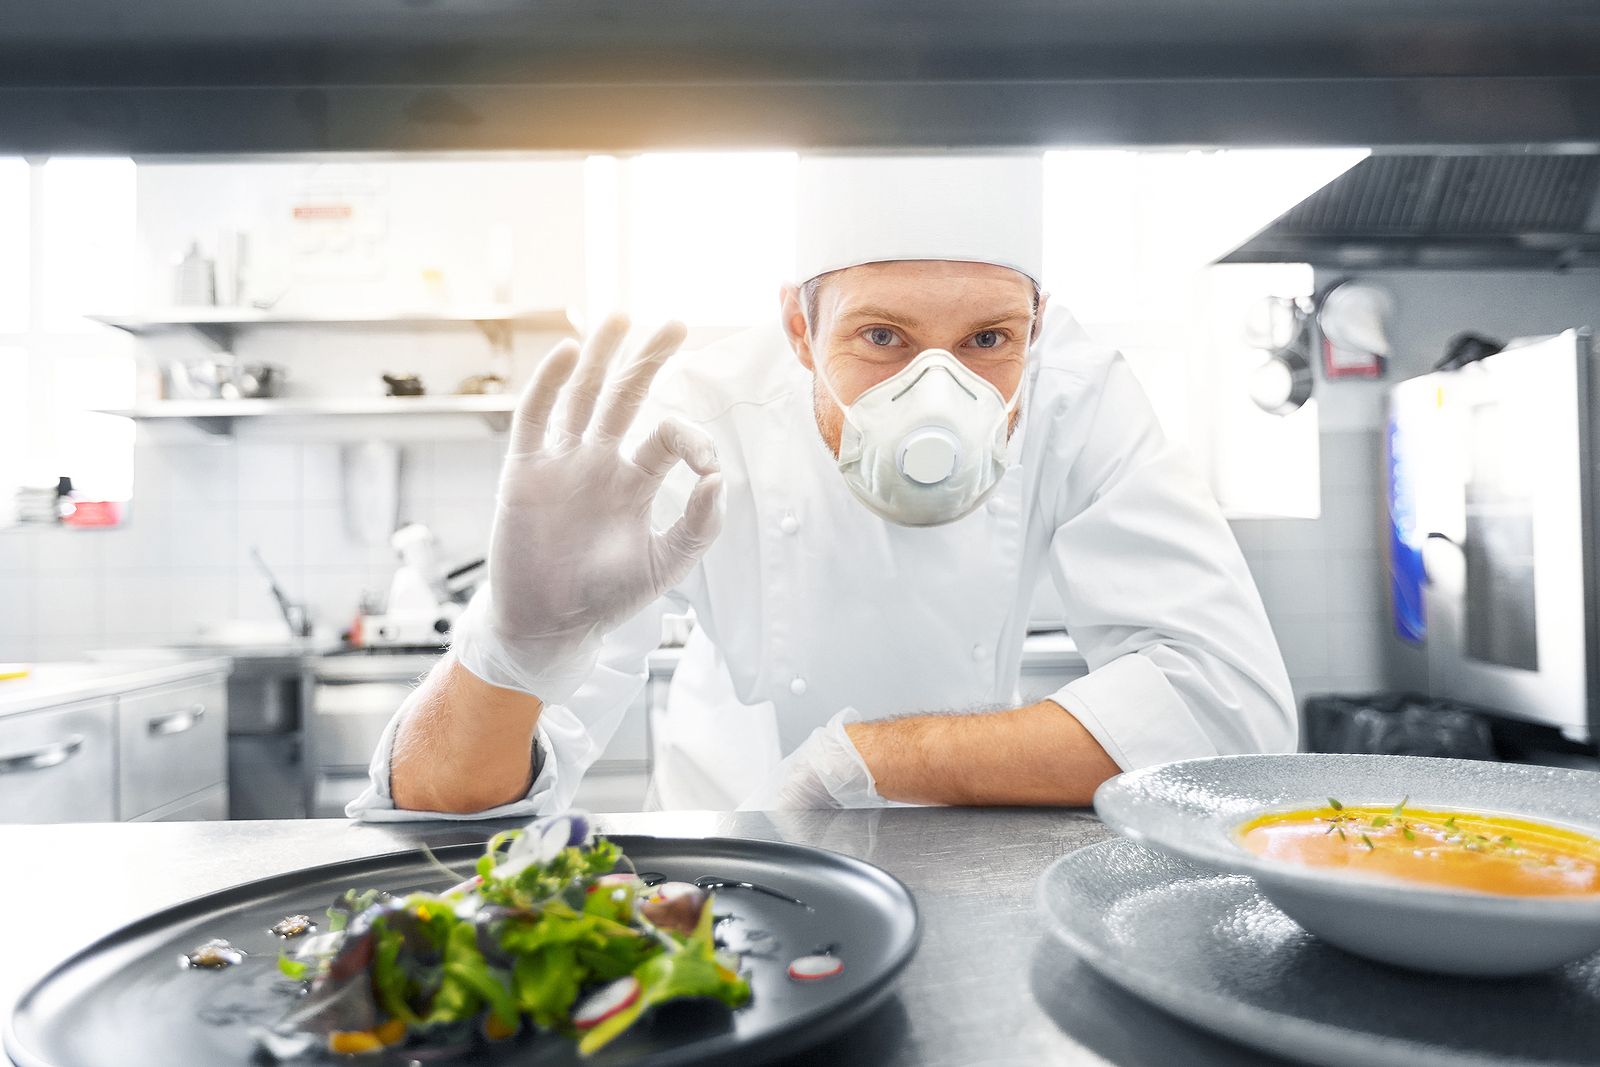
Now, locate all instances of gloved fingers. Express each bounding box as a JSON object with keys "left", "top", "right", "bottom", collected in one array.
[
  {"left": 508, "top": 339, "right": 581, "bottom": 454},
  {"left": 656, "top": 471, "right": 725, "bottom": 567},
  {"left": 631, "top": 415, "right": 719, "bottom": 481},
  {"left": 591, "top": 319, "right": 688, "bottom": 443},
  {"left": 555, "top": 312, "right": 631, "bottom": 441}
]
